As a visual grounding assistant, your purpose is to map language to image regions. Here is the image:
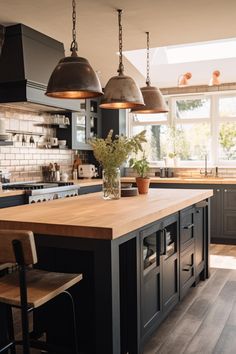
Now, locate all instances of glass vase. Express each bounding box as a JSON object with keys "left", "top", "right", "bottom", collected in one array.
[{"left": 102, "top": 168, "right": 121, "bottom": 200}]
